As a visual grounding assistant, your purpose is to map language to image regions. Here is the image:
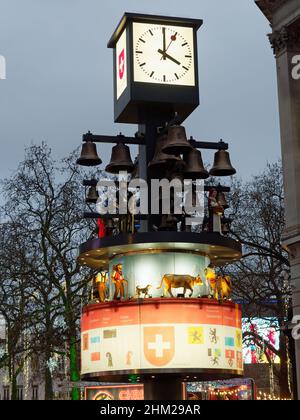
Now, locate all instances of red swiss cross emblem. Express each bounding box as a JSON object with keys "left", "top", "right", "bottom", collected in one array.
[
  {"left": 143, "top": 326, "right": 175, "bottom": 366},
  {"left": 118, "top": 49, "right": 125, "bottom": 80}
]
